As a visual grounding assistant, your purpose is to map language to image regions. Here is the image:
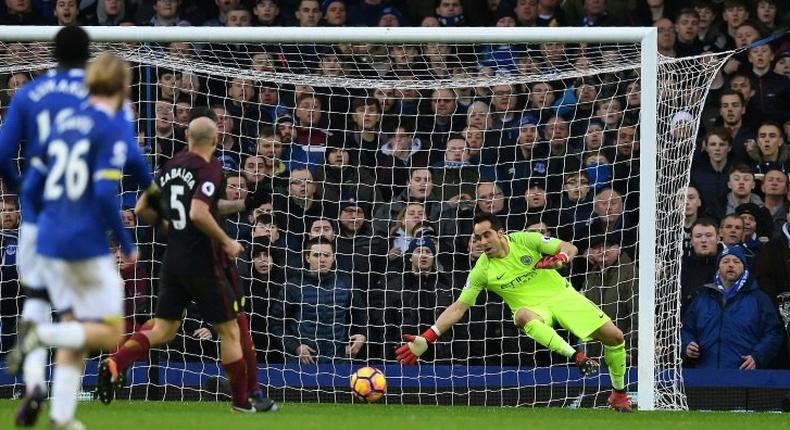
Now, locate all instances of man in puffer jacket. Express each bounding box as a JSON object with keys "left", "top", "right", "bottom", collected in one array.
[{"left": 681, "top": 244, "right": 784, "bottom": 369}]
